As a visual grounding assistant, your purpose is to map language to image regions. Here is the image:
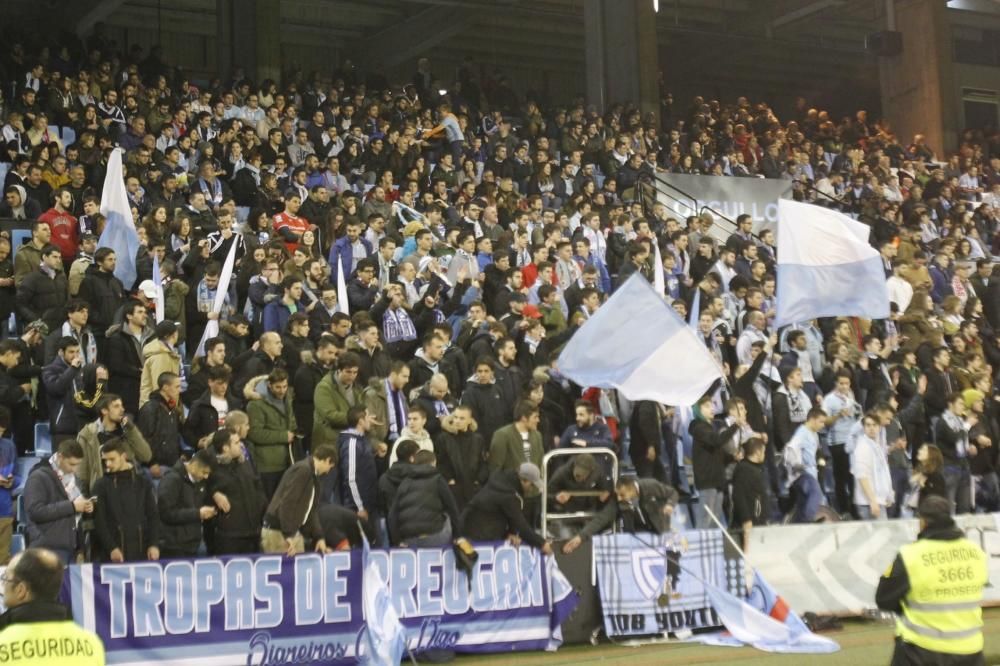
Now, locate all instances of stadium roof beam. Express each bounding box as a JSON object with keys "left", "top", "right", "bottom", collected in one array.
[
  {"left": 76, "top": 0, "right": 130, "bottom": 37},
  {"left": 771, "top": 0, "right": 847, "bottom": 28},
  {"left": 355, "top": 5, "right": 479, "bottom": 68}
]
